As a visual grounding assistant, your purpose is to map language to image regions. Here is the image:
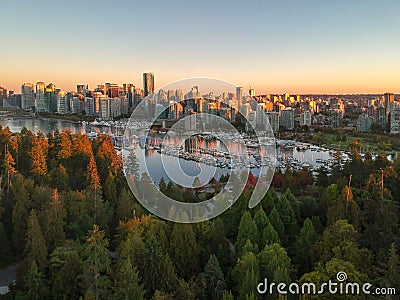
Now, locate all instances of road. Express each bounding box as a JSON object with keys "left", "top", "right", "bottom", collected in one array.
[{"left": 0, "top": 263, "right": 18, "bottom": 287}]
